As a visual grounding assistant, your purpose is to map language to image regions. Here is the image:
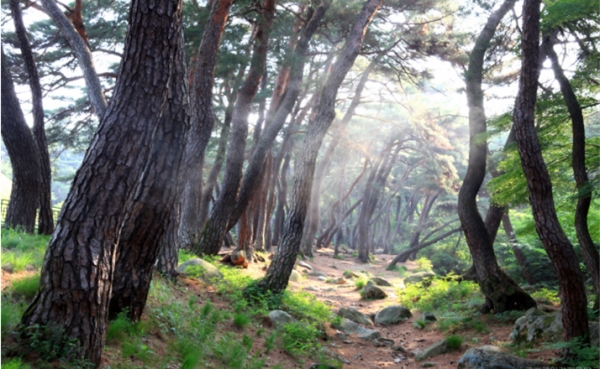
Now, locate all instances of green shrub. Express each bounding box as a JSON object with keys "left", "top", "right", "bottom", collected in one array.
[
  {"left": 1, "top": 229, "right": 49, "bottom": 272},
  {"left": 414, "top": 257, "right": 433, "bottom": 272},
  {"left": 281, "top": 322, "right": 321, "bottom": 357},
  {"left": 175, "top": 340, "right": 204, "bottom": 369},
  {"left": 545, "top": 337, "right": 600, "bottom": 368},
  {"left": 354, "top": 276, "right": 368, "bottom": 290},
  {"left": 233, "top": 312, "right": 250, "bottom": 329},
  {"left": 281, "top": 291, "right": 332, "bottom": 325},
  {"left": 413, "top": 319, "right": 427, "bottom": 329},
  {"left": 106, "top": 311, "right": 139, "bottom": 343},
  {"left": 446, "top": 335, "right": 463, "bottom": 351},
  {"left": 1, "top": 358, "right": 33, "bottom": 369},
  {"left": 1, "top": 299, "right": 25, "bottom": 340},
  {"left": 396, "top": 279, "right": 480, "bottom": 313},
  {"left": 10, "top": 275, "right": 40, "bottom": 301},
  {"left": 264, "top": 331, "right": 277, "bottom": 354}
]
